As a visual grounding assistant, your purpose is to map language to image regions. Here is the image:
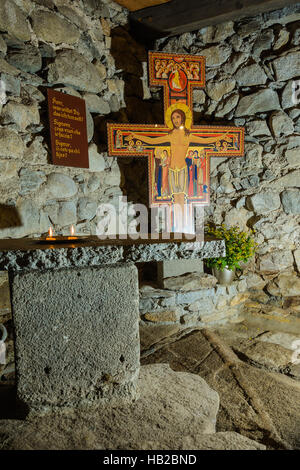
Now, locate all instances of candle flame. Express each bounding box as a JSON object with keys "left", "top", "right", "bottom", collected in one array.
[
  {"left": 71, "top": 225, "right": 75, "bottom": 236},
  {"left": 49, "top": 227, "right": 53, "bottom": 237}
]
